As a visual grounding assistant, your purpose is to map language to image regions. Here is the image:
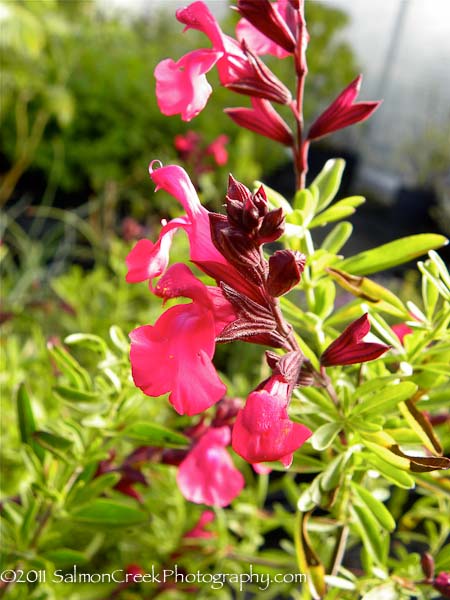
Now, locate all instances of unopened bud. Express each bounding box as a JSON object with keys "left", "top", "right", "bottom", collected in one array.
[{"left": 267, "top": 249, "right": 305, "bottom": 296}]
